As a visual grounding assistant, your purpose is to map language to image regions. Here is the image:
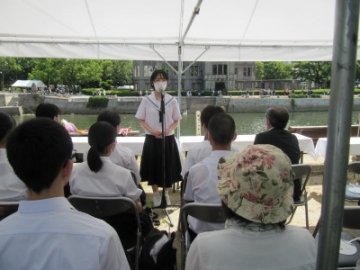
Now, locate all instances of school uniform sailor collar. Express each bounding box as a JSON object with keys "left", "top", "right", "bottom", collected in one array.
[{"left": 145, "top": 92, "right": 175, "bottom": 112}]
